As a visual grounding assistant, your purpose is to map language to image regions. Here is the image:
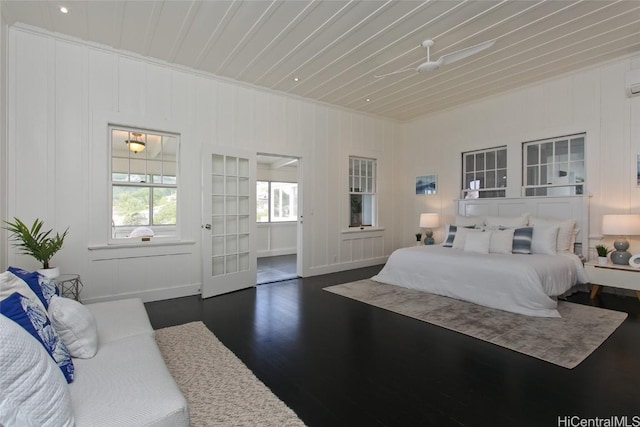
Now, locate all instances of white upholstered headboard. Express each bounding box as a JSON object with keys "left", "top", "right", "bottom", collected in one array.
[{"left": 457, "top": 196, "right": 590, "bottom": 258}]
